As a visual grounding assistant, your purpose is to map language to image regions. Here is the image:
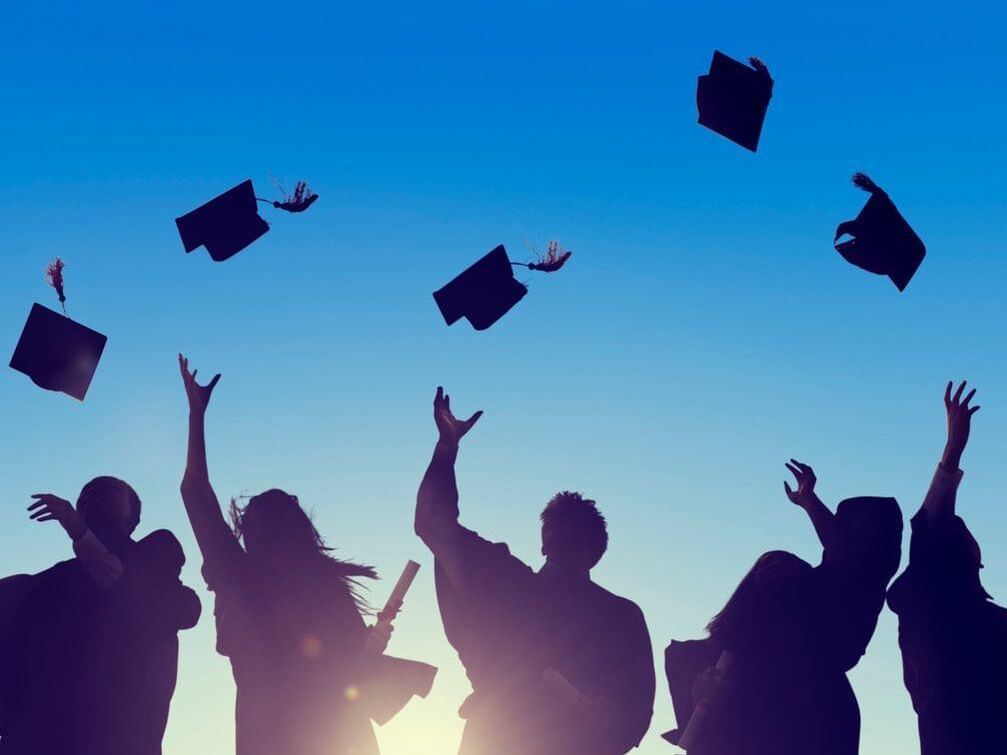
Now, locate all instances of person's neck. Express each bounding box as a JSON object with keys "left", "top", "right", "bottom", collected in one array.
[{"left": 539, "top": 560, "right": 590, "bottom": 582}]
